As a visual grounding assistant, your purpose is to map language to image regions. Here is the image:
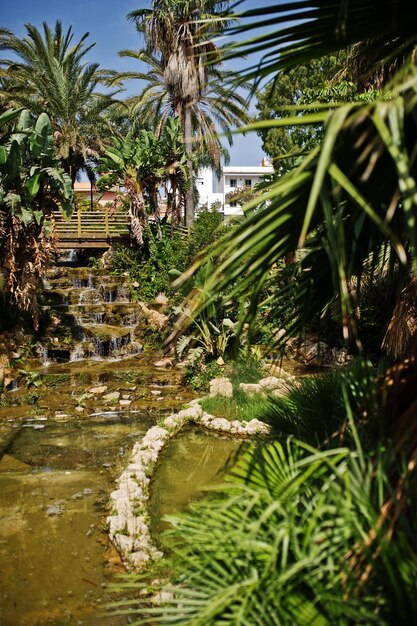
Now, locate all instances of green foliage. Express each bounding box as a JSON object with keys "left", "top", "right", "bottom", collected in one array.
[
  {"left": 1, "top": 21, "right": 118, "bottom": 183},
  {"left": 42, "top": 373, "right": 71, "bottom": 387},
  {"left": 184, "top": 359, "right": 223, "bottom": 391},
  {"left": 0, "top": 110, "right": 73, "bottom": 221},
  {"left": 109, "top": 210, "right": 228, "bottom": 303},
  {"left": 255, "top": 54, "right": 381, "bottom": 172},
  {"left": 130, "top": 436, "right": 417, "bottom": 626},
  {"left": 256, "top": 55, "right": 344, "bottom": 170},
  {"left": 186, "top": 208, "right": 225, "bottom": 259},
  {"left": 0, "top": 109, "right": 73, "bottom": 325},
  {"left": 110, "top": 227, "right": 188, "bottom": 302},
  {"left": 99, "top": 117, "right": 189, "bottom": 216},
  {"left": 200, "top": 389, "right": 269, "bottom": 422},
  {"left": 224, "top": 352, "right": 264, "bottom": 386},
  {"left": 262, "top": 359, "right": 379, "bottom": 447}
]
